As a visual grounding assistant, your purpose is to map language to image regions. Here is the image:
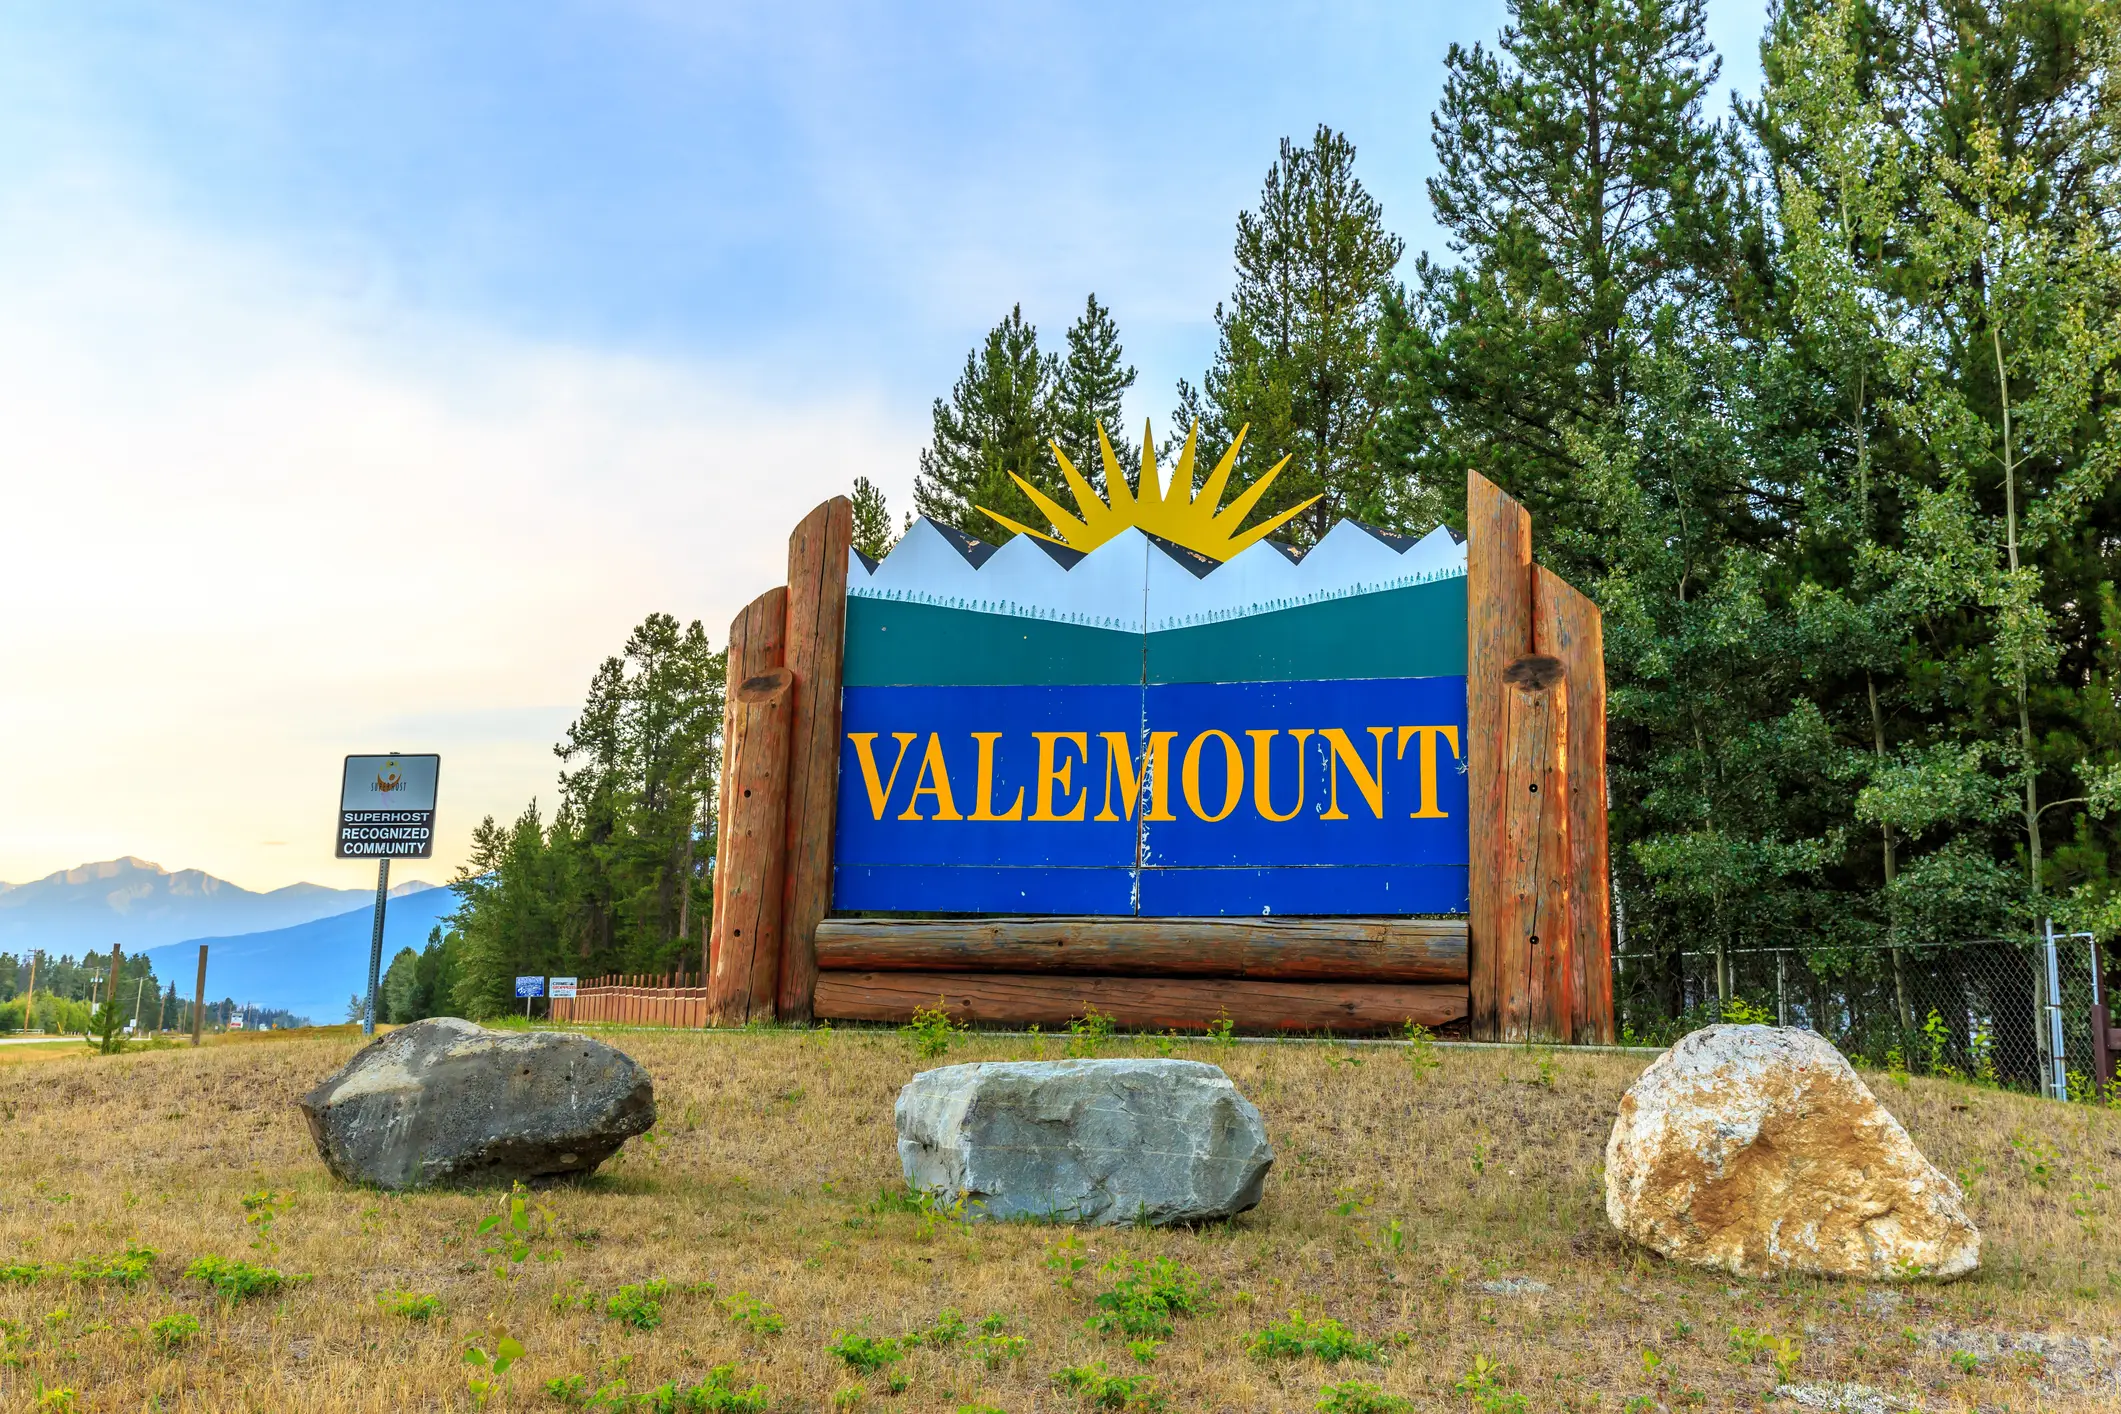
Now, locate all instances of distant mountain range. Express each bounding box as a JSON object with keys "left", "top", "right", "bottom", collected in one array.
[
  {"left": 141, "top": 887, "right": 461, "bottom": 1029},
  {"left": 0, "top": 857, "right": 439, "bottom": 956}
]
